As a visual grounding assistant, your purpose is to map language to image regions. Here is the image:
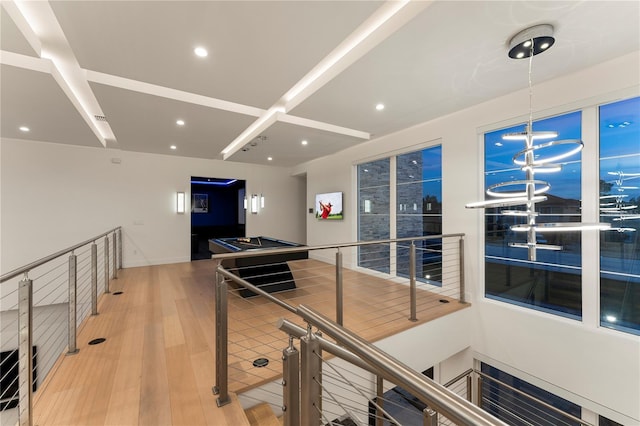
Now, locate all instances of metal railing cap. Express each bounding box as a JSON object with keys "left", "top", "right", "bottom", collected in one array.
[
  {"left": 1, "top": 226, "right": 121, "bottom": 283},
  {"left": 210, "top": 233, "right": 464, "bottom": 262}
]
